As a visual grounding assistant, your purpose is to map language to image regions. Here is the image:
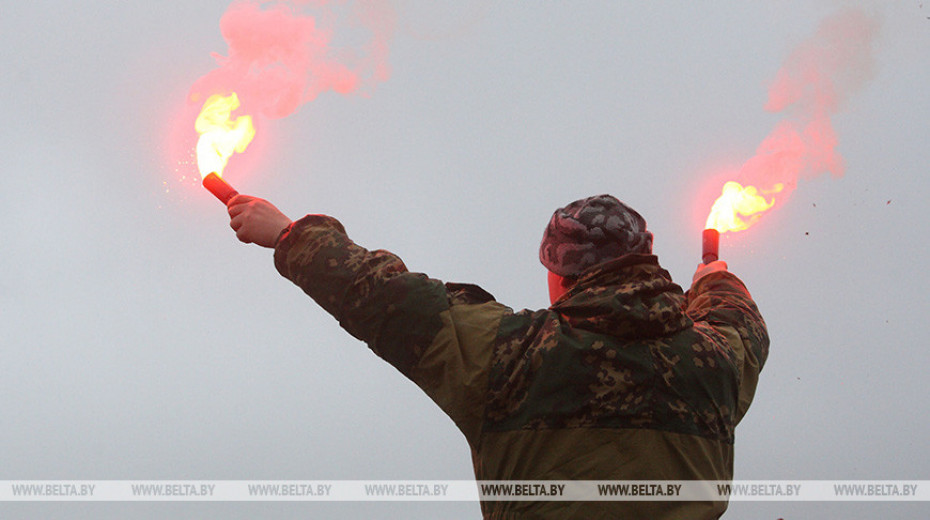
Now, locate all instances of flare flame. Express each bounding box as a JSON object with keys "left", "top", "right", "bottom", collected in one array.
[
  {"left": 705, "top": 182, "right": 784, "bottom": 233},
  {"left": 194, "top": 92, "right": 255, "bottom": 179}
]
